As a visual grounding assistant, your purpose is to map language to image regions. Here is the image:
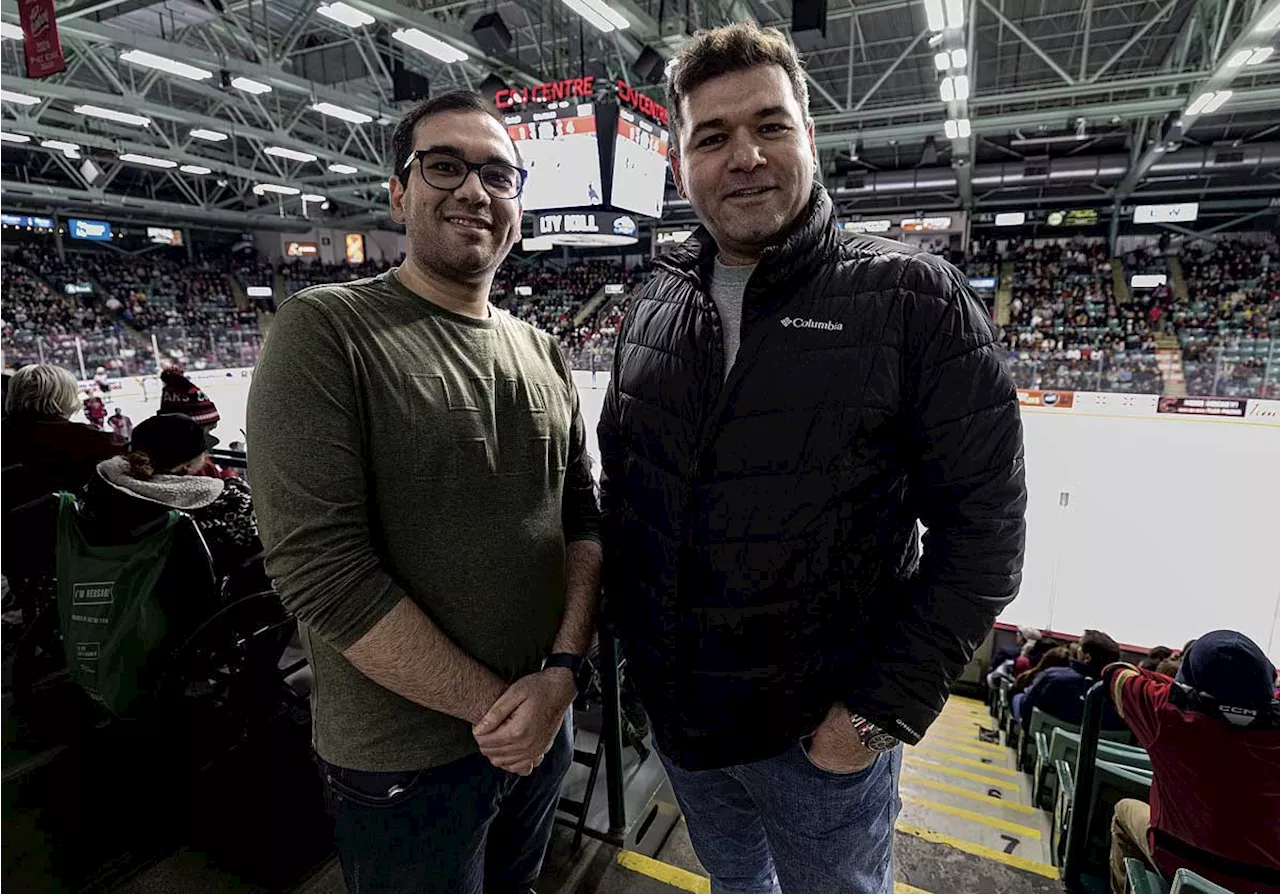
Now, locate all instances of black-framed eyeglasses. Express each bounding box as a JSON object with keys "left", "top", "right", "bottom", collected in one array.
[{"left": 401, "top": 149, "right": 527, "bottom": 200}]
